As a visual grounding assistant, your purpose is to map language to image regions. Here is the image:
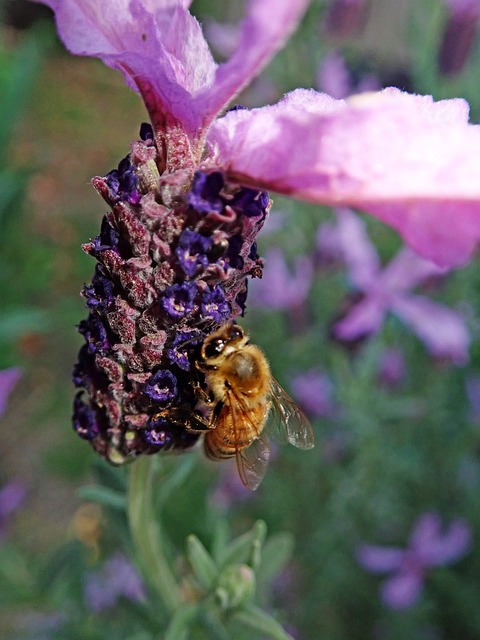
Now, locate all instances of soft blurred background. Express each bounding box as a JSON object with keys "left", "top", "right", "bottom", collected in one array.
[{"left": 2, "top": 0, "right": 480, "bottom": 638}]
